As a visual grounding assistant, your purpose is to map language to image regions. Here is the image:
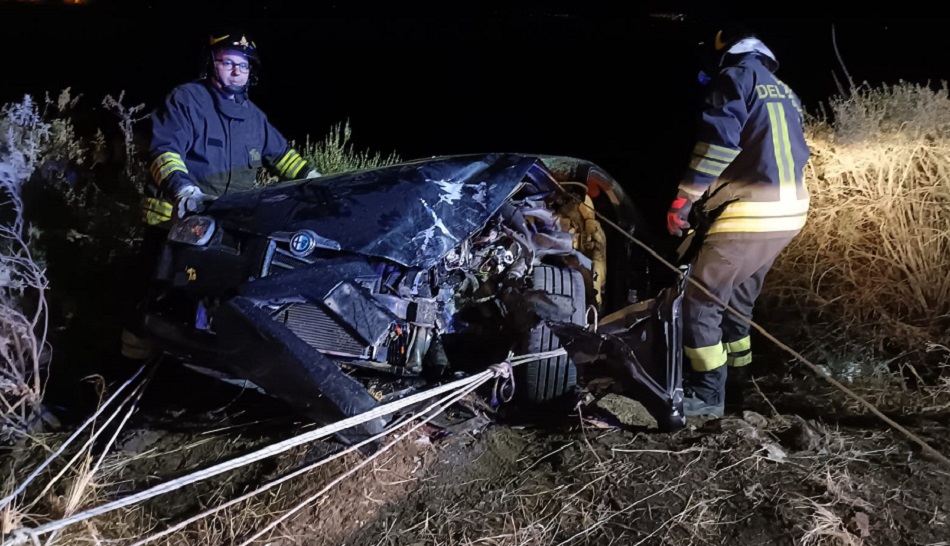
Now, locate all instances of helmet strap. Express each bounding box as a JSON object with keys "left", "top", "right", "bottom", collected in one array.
[{"left": 221, "top": 83, "right": 248, "bottom": 95}]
